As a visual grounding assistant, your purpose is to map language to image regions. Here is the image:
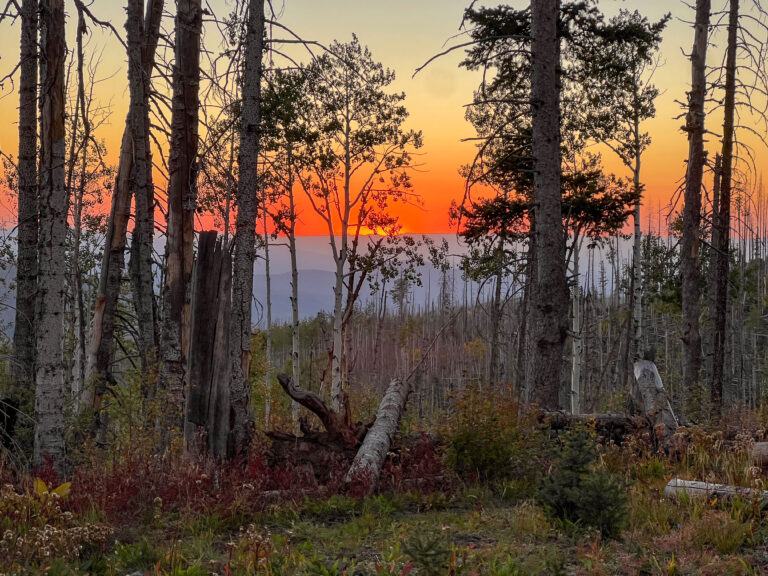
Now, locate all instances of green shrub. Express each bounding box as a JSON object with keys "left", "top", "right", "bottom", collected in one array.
[
  {"left": 442, "top": 386, "right": 542, "bottom": 487},
  {"left": 536, "top": 427, "right": 628, "bottom": 538}
]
